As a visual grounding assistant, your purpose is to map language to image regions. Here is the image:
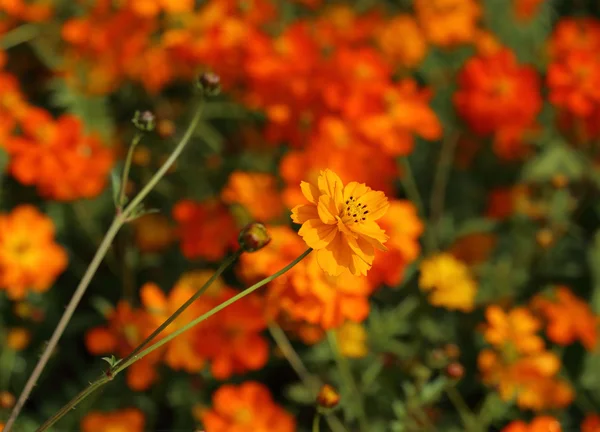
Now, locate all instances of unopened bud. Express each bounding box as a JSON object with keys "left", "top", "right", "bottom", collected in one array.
[
  {"left": 444, "top": 344, "right": 460, "bottom": 359},
  {"left": 0, "top": 391, "right": 14, "bottom": 409},
  {"left": 238, "top": 222, "right": 271, "bottom": 252},
  {"left": 196, "top": 72, "right": 221, "bottom": 96},
  {"left": 316, "top": 384, "right": 340, "bottom": 409},
  {"left": 132, "top": 110, "right": 156, "bottom": 132},
  {"left": 445, "top": 362, "right": 465, "bottom": 380},
  {"left": 536, "top": 229, "right": 554, "bottom": 248}
]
